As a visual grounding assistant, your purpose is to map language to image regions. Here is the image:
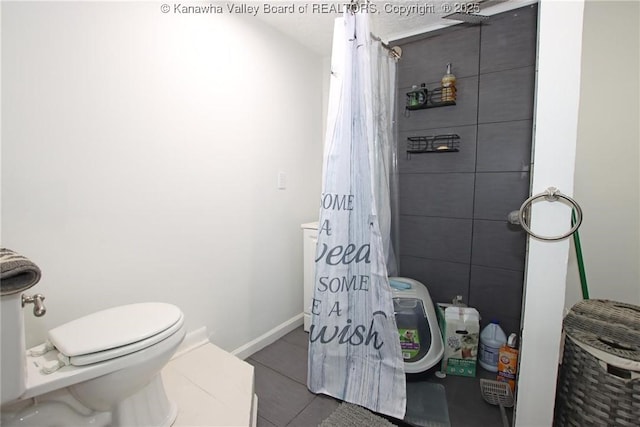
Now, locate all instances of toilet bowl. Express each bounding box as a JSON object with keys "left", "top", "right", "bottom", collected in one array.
[
  {"left": 0, "top": 299, "right": 185, "bottom": 427},
  {"left": 390, "top": 277, "right": 444, "bottom": 375}
]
